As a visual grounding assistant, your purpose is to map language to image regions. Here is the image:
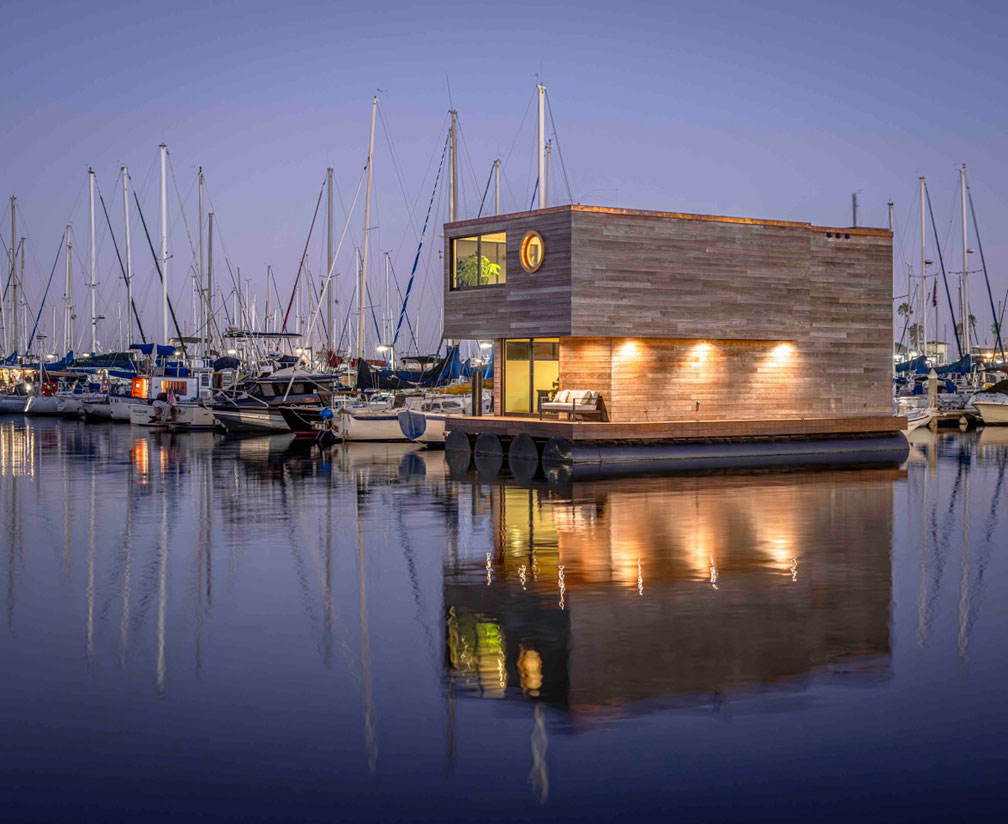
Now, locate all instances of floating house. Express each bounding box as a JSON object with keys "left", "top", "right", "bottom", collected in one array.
[{"left": 443, "top": 204, "right": 906, "bottom": 477}]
